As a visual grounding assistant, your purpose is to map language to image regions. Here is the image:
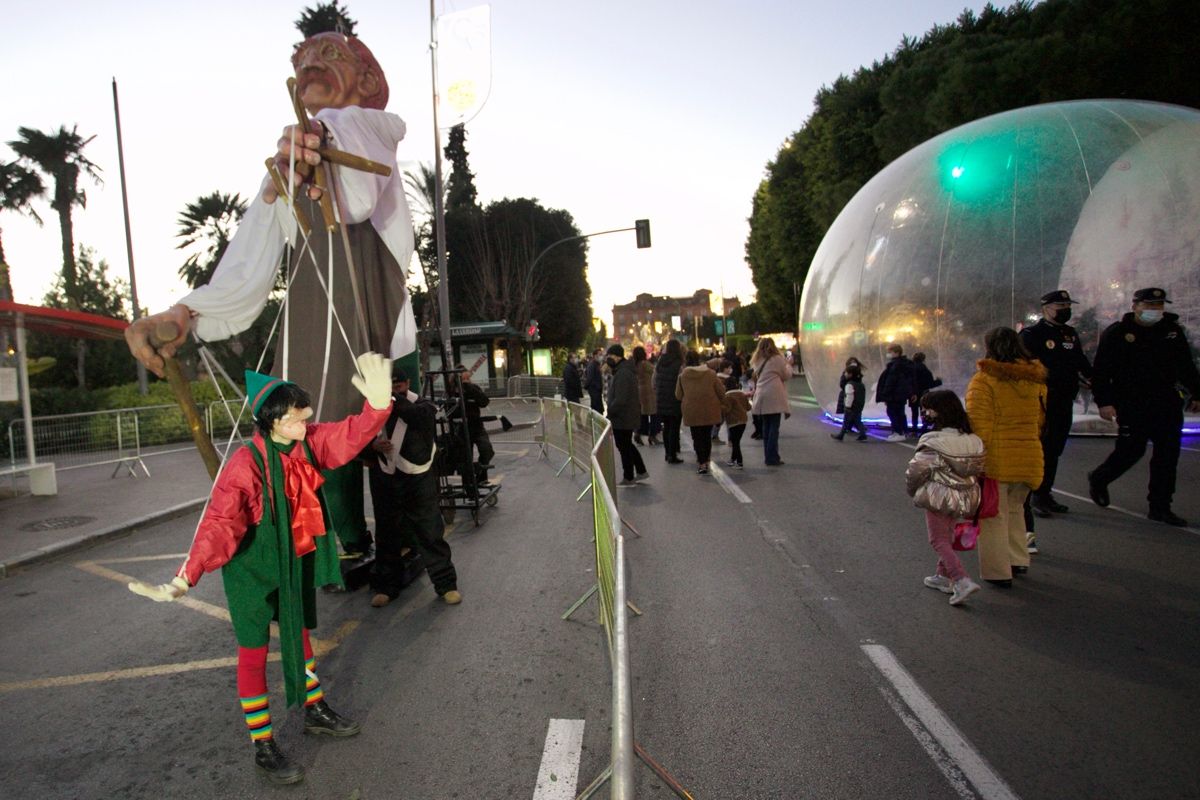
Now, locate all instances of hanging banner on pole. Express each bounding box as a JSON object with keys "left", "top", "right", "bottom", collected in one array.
[{"left": 436, "top": 4, "right": 492, "bottom": 128}]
